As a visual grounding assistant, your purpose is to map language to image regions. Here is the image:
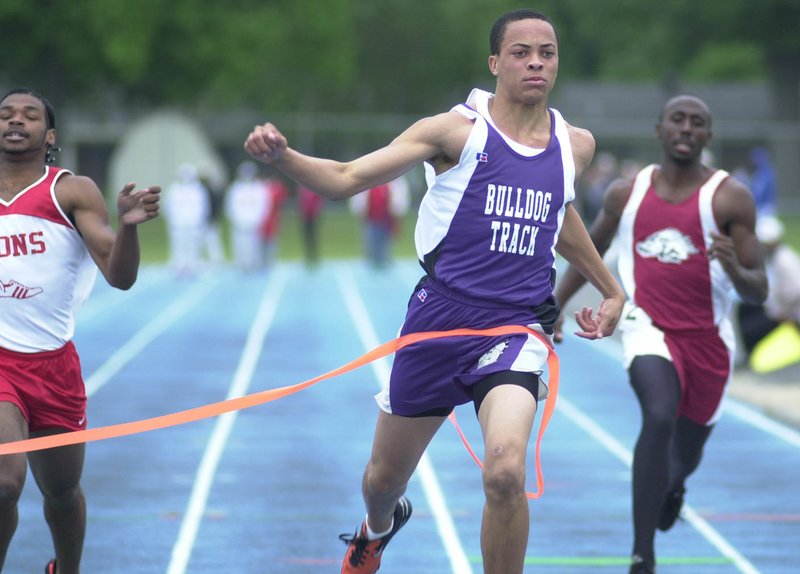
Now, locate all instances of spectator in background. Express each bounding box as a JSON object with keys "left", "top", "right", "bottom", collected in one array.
[
  {"left": 225, "top": 161, "right": 272, "bottom": 271},
  {"left": 349, "top": 175, "right": 410, "bottom": 268},
  {"left": 201, "top": 175, "right": 226, "bottom": 266},
  {"left": 297, "top": 185, "right": 324, "bottom": 269},
  {"left": 619, "top": 158, "right": 643, "bottom": 180},
  {"left": 259, "top": 177, "right": 289, "bottom": 268},
  {"left": 748, "top": 146, "right": 778, "bottom": 217},
  {"left": 738, "top": 215, "right": 800, "bottom": 355},
  {"left": 164, "top": 163, "right": 211, "bottom": 276},
  {"left": 578, "top": 151, "right": 617, "bottom": 222},
  {"left": 731, "top": 163, "right": 751, "bottom": 189}
]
